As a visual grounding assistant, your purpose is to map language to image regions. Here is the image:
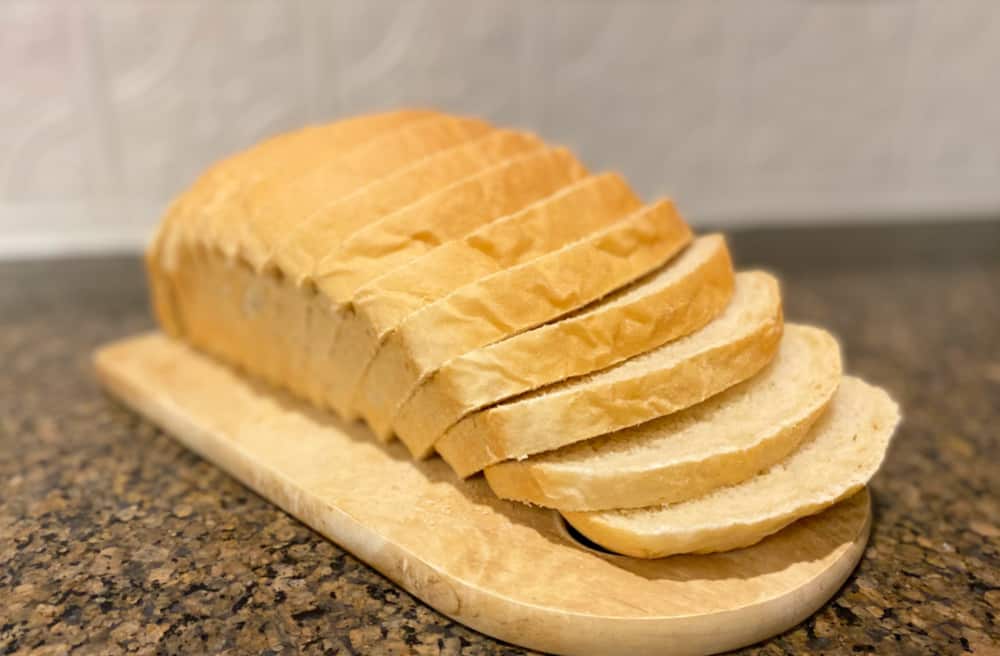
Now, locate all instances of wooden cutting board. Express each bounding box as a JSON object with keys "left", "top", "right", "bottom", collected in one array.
[{"left": 94, "top": 333, "right": 871, "bottom": 656}]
